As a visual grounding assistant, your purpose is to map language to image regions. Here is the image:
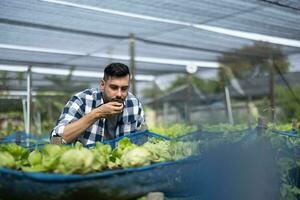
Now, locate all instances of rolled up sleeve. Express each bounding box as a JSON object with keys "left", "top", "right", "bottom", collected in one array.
[{"left": 51, "top": 96, "right": 85, "bottom": 137}]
